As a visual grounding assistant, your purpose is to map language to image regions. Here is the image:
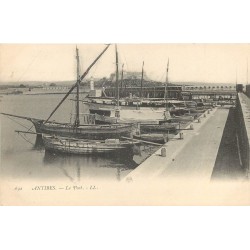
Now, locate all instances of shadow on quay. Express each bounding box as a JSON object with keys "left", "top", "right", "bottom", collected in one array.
[{"left": 211, "top": 107, "right": 246, "bottom": 181}]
